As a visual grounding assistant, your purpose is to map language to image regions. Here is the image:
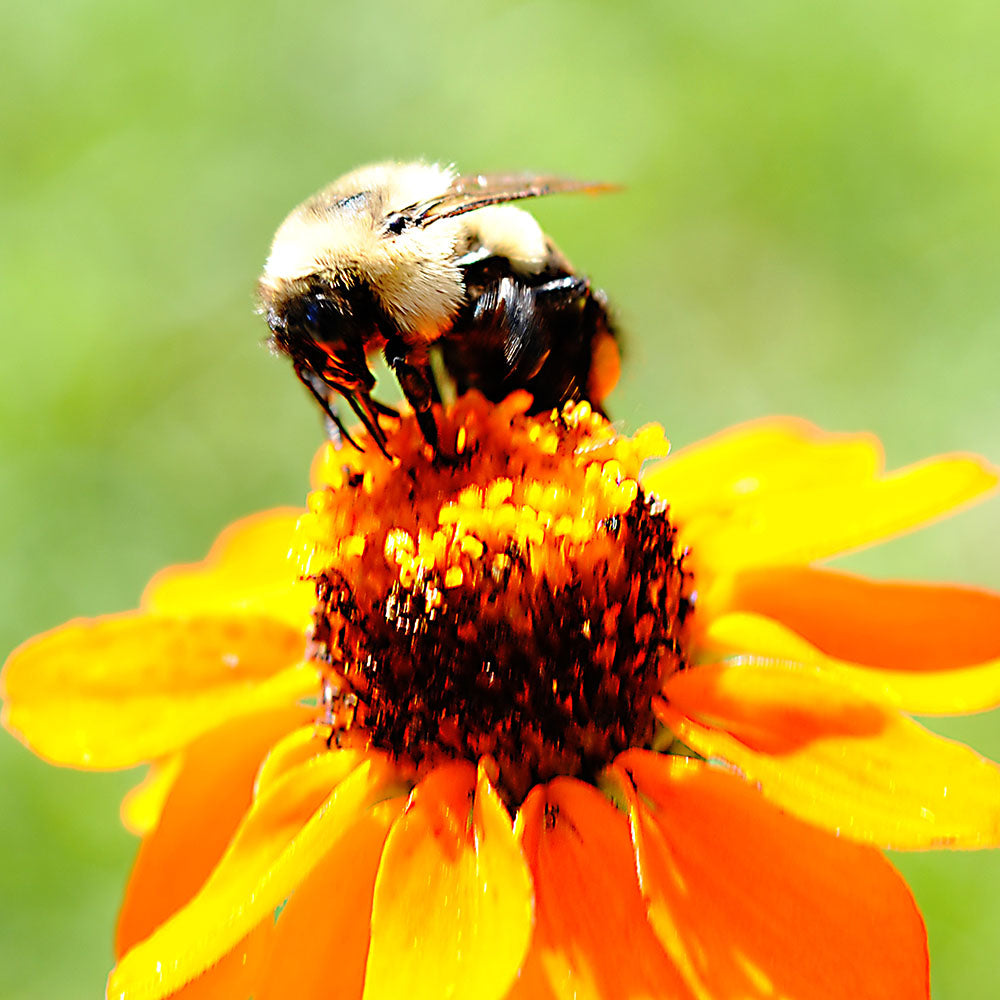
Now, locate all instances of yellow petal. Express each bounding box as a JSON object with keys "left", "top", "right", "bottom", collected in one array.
[
  {"left": 115, "top": 705, "right": 311, "bottom": 957},
  {"left": 143, "top": 508, "right": 314, "bottom": 631},
  {"left": 660, "top": 661, "right": 1000, "bottom": 849},
  {"left": 683, "top": 454, "right": 997, "bottom": 575},
  {"left": 2, "top": 611, "right": 316, "bottom": 767},
  {"left": 120, "top": 756, "right": 182, "bottom": 836},
  {"left": 363, "top": 761, "right": 533, "bottom": 1000},
  {"left": 108, "top": 749, "right": 395, "bottom": 1000},
  {"left": 703, "top": 611, "right": 1000, "bottom": 716},
  {"left": 252, "top": 723, "right": 338, "bottom": 798},
  {"left": 256, "top": 798, "right": 406, "bottom": 1000},
  {"left": 644, "top": 417, "right": 882, "bottom": 518}
]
